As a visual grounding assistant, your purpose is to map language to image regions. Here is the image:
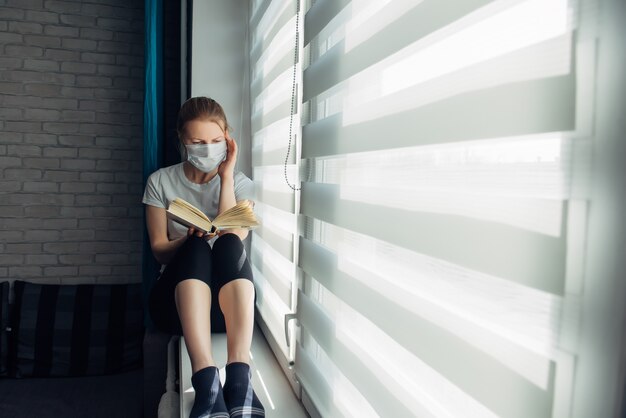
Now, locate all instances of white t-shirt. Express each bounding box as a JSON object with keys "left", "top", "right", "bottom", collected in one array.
[{"left": 142, "top": 162, "right": 256, "bottom": 241}]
